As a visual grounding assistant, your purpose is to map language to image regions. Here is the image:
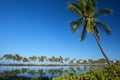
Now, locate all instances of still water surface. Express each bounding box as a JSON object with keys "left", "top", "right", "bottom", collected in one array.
[{"left": 0, "top": 65, "right": 103, "bottom": 79}]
